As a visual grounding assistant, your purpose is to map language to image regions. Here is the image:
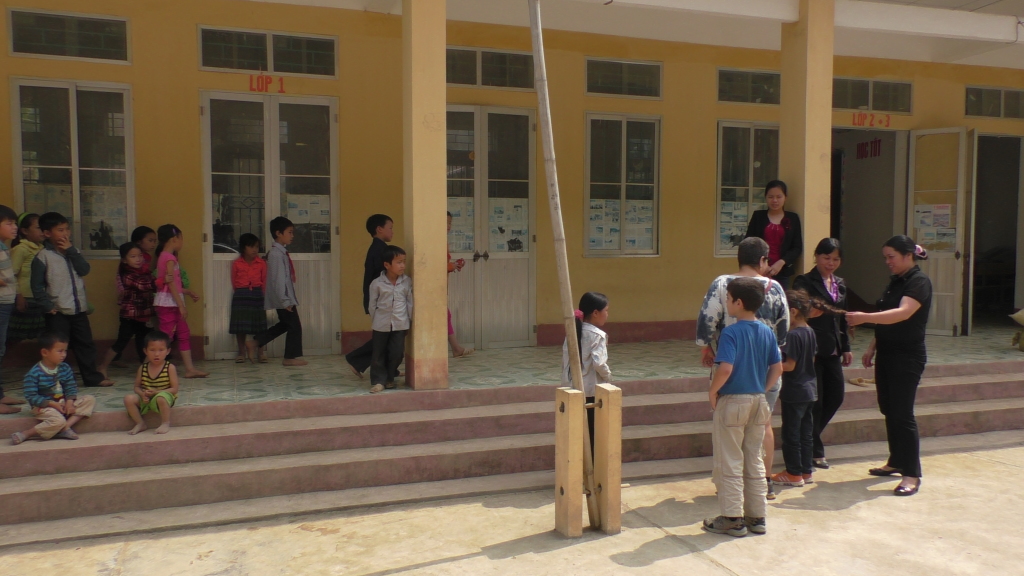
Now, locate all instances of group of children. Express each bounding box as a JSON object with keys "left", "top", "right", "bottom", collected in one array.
[{"left": 4, "top": 210, "right": 306, "bottom": 442}]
